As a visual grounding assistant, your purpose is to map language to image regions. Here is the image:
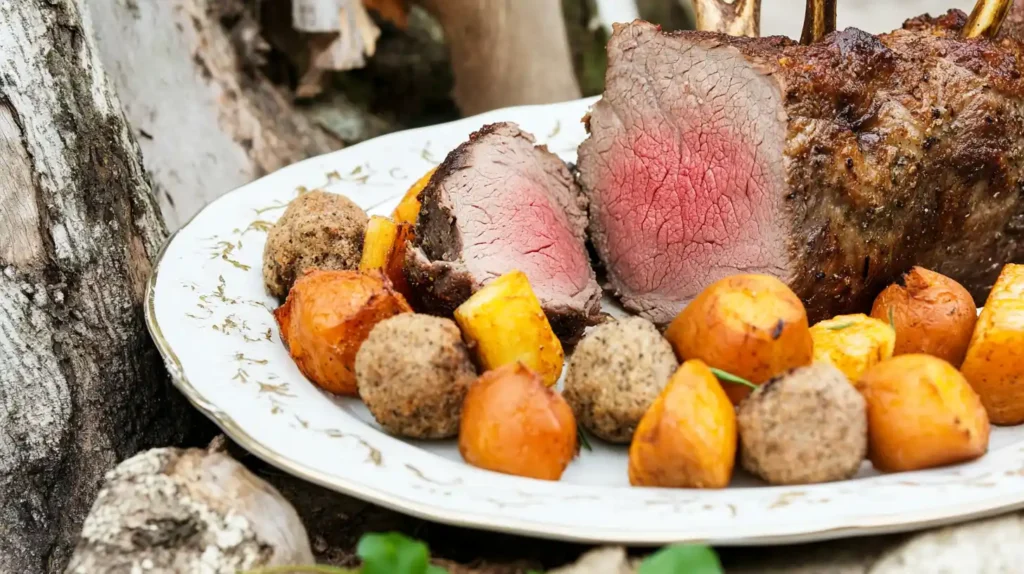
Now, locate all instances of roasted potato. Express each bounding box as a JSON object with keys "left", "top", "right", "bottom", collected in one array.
[
  {"left": 459, "top": 362, "right": 577, "bottom": 480},
  {"left": 454, "top": 270, "right": 564, "bottom": 386},
  {"left": 274, "top": 270, "right": 412, "bottom": 395},
  {"left": 356, "top": 314, "right": 477, "bottom": 439},
  {"left": 263, "top": 190, "right": 367, "bottom": 298},
  {"left": 870, "top": 266, "right": 977, "bottom": 365},
  {"left": 563, "top": 317, "right": 678, "bottom": 443},
  {"left": 810, "top": 314, "right": 895, "bottom": 382},
  {"left": 664, "top": 274, "right": 813, "bottom": 404},
  {"left": 960, "top": 264, "right": 1024, "bottom": 424},
  {"left": 392, "top": 167, "right": 436, "bottom": 225},
  {"left": 359, "top": 215, "right": 399, "bottom": 273},
  {"left": 857, "top": 354, "right": 989, "bottom": 472},
  {"left": 738, "top": 363, "right": 867, "bottom": 485},
  {"left": 628, "top": 360, "right": 737, "bottom": 488}
]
